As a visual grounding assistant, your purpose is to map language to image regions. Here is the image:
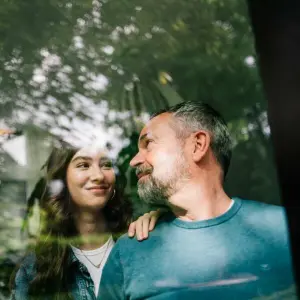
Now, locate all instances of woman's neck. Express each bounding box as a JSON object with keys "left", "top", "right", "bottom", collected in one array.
[{"left": 73, "top": 210, "right": 110, "bottom": 250}]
